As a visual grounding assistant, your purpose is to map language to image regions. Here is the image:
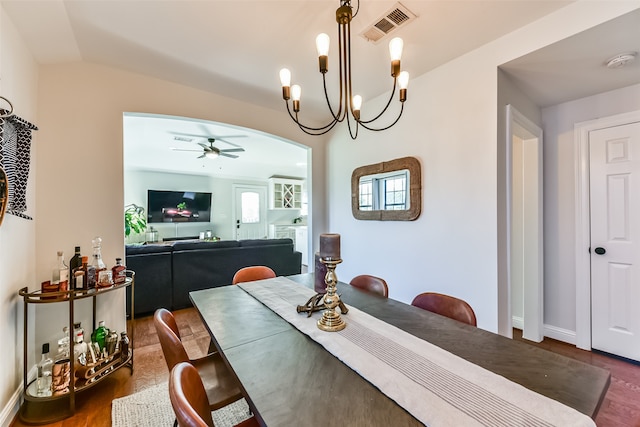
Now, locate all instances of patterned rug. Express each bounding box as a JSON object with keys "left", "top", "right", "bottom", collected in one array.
[{"left": 111, "top": 382, "right": 251, "bottom": 427}]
